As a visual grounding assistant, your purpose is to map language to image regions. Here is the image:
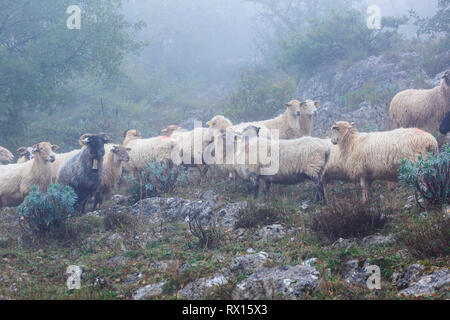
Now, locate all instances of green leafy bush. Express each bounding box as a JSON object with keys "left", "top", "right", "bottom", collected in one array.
[
  {"left": 128, "top": 159, "right": 190, "bottom": 203},
  {"left": 399, "top": 145, "right": 450, "bottom": 208},
  {"left": 17, "top": 183, "right": 77, "bottom": 241}
]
